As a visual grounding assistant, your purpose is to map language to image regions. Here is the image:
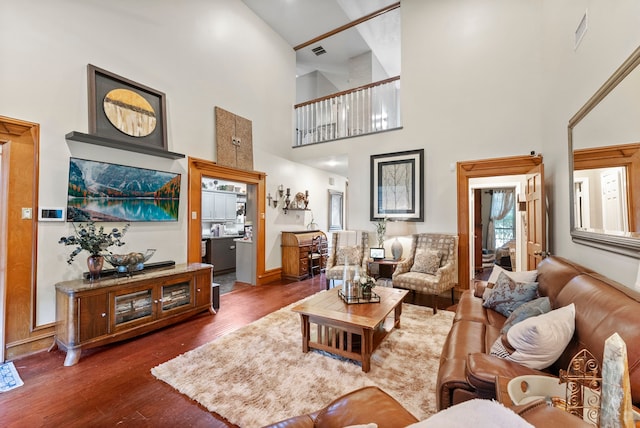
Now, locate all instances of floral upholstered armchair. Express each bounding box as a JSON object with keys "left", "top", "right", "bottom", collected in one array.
[
  {"left": 325, "top": 230, "right": 370, "bottom": 290},
  {"left": 392, "top": 233, "right": 459, "bottom": 313}
]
